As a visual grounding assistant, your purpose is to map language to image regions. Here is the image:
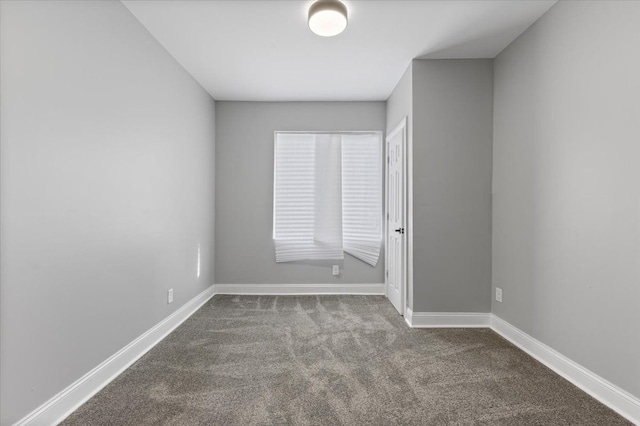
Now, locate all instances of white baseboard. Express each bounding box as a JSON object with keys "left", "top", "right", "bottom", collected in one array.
[
  {"left": 213, "top": 283, "right": 385, "bottom": 295},
  {"left": 404, "top": 310, "right": 639, "bottom": 423},
  {"left": 15, "top": 282, "right": 381, "bottom": 425},
  {"left": 490, "top": 315, "right": 640, "bottom": 425},
  {"left": 404, "top": 307, "right": 414, "bottom": 327},
  {"left": 15, "top": 285, "right": 215, "bottom": 426},
  {"left": 14, "top": 289, "right": 639, "bottom": 426},
  {"left": 405, "top": 309, "right": 491, "bottom": 328}
]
